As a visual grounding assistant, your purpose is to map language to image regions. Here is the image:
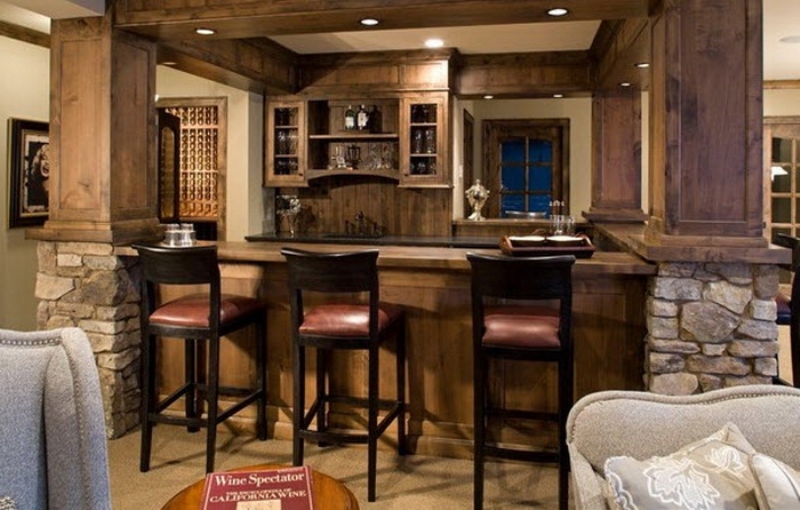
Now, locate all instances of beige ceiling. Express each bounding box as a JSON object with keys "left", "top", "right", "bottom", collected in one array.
[{"left": 1, "top": 0, "right": 799, "bottom": 81}]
